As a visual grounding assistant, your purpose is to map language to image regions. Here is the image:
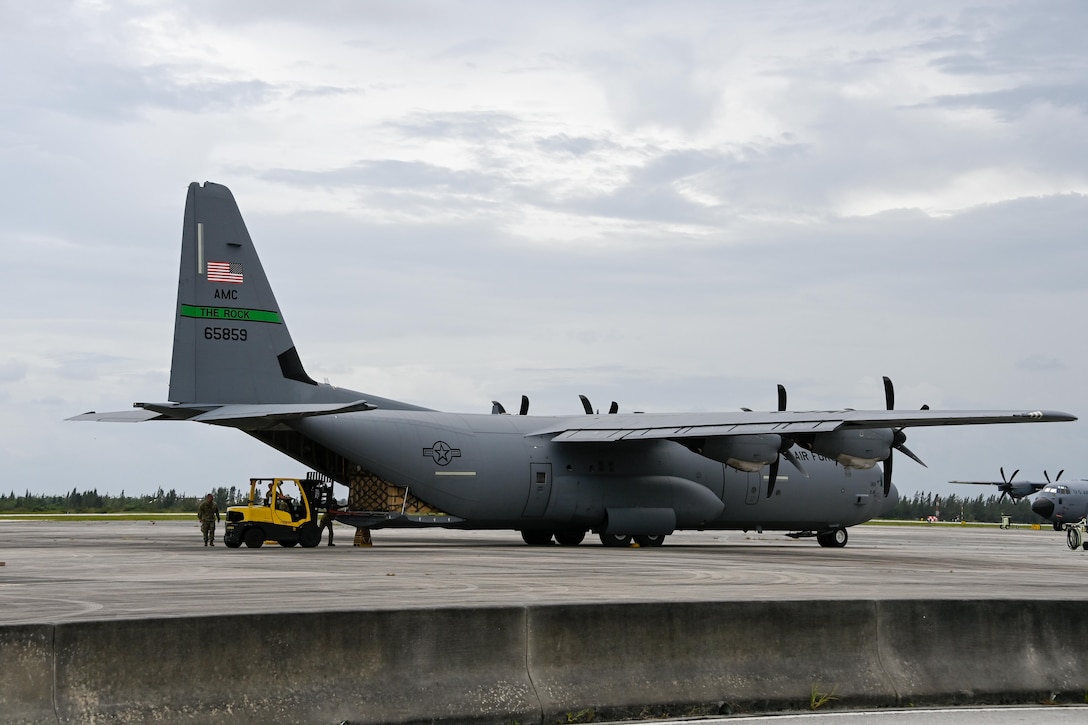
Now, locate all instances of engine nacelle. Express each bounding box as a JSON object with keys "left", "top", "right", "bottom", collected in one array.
[
  {"left": 697, "top": 434, "right": 782, "bottom": 473},
  {"left": 806, "top": 428, "right": 894, "bottom": 469},
  {"left": 1006, "top": 483, "right": 1036, "bottom": 500}
]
